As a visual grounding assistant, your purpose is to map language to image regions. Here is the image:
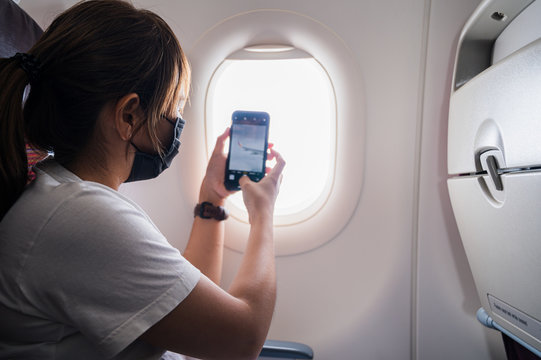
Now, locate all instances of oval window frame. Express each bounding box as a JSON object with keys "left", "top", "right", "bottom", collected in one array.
[{"left": 181, "top": 9, "right": 365, "bottom": 255}]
